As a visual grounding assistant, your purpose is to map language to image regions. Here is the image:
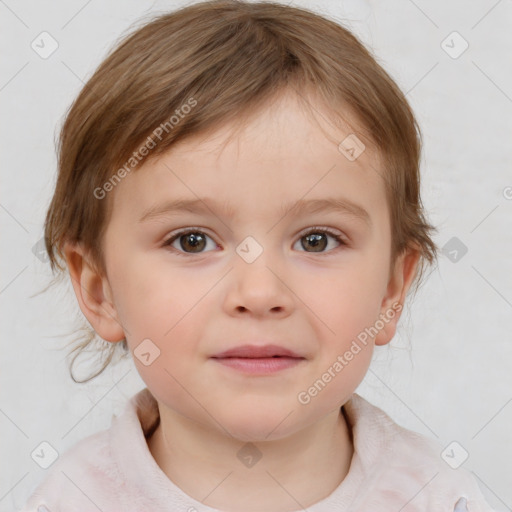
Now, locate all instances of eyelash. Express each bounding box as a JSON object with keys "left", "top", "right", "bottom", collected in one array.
[{"left": 162, "top": 226, "right": 347, "bottom": 257}]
